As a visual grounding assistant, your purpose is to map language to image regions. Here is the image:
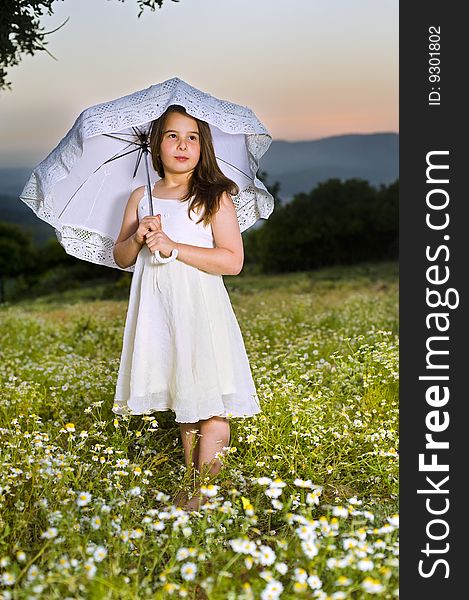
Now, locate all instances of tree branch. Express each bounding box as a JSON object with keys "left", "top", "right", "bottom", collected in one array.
[{"left": 0, "top": 1, "right": 181, "bottom": 91}]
